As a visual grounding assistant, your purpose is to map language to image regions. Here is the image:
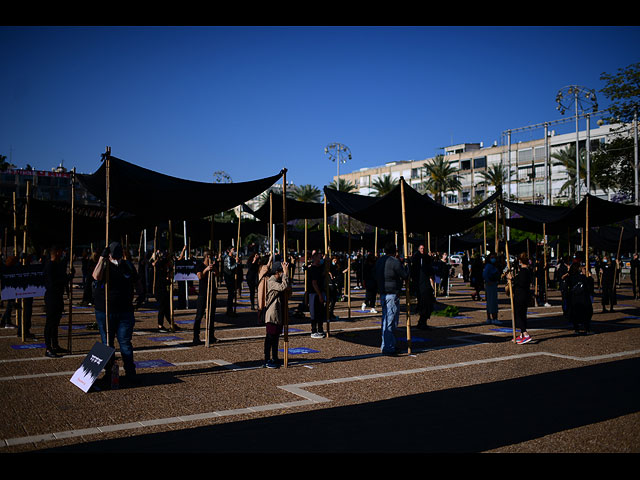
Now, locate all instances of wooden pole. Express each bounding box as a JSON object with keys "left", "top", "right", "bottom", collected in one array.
[
  {"left": 152, "top": 225, "right": 158, "bottom": 296},
  {"left": 501, "top": 200, "right": 516, "bottom": 343},
  {"left": 206, "top": 216, "right": 214, "bottom": 348},
  {"left": 615, "top": 225, "right": 624, "bottom": 292},
  {"left": 169, "top": 219, "right": 175, "bottom": 331},
  {"left": 348, "top": 216, "right": 352, "bottom": 320},
  {"left": 375, "top": 227, "right": 378, "bottom": 255},
  {"left": 282, "top": 170, "right": 289, "bottom": 367},
  {"left": 324, "top": 194, "right": 330, "bottom": 336},
  {"left": 483, "top": 221, "right": 487, "bottom": 256},
  {"left": 304, "top": 218, "right": 308, "bottom": 307},
  {"left": 235, "top": 208, "right": 241, "bottom": 315},
  {"left": 543, "top": 223, "right": 548, "bottom": 303},
  {"left": 400, "top": 178, "right": 412, "bottom": 354},
  {"left": 67, "top": 169, "right": 75, "bottom": 352},
  {"left": 494, "top": 199, "right": 499, "bottom": 255},
  {"left": 12, "top": 191, "right": 17, "bottom": 256},
  {"left": 585, "top": 196, "right": 590, "bottom": 277},
  {"left": 21, "top": 181, "right": 31, "bottom": 342},
  {"left": 104, "top": 148, "right": 111, "bottom": 343}
]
